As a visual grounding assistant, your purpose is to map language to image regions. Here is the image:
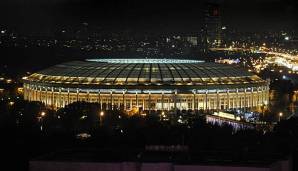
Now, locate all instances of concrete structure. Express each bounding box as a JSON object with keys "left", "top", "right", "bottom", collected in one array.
[{"left": 23, "top": 59, "right": 269, "bottom": 111}]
